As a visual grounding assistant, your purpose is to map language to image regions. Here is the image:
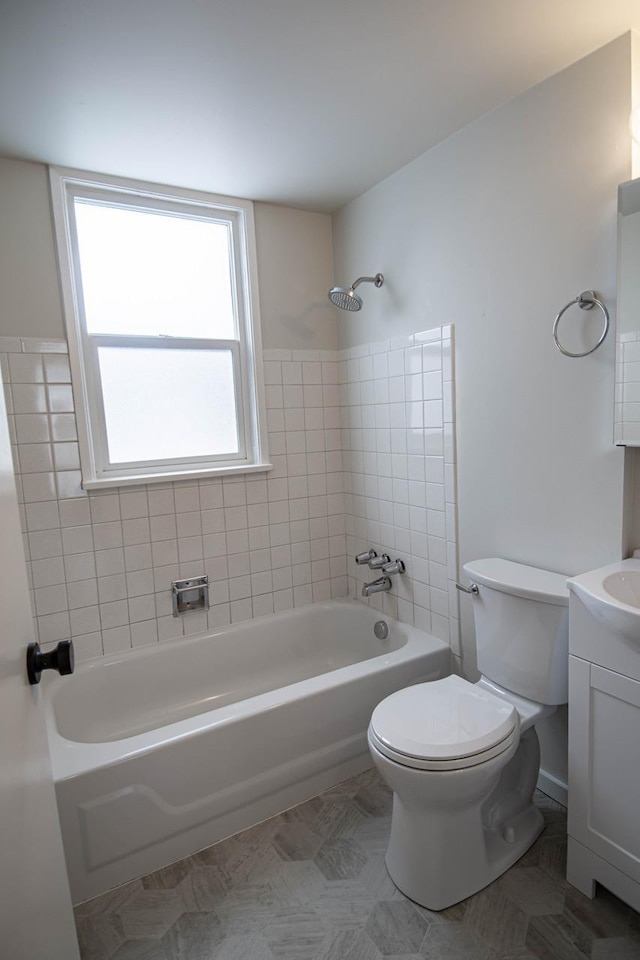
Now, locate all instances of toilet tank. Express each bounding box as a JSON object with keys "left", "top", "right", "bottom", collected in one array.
[{"left": 462, "top": 558, "right": 569, "bottom": 705}]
